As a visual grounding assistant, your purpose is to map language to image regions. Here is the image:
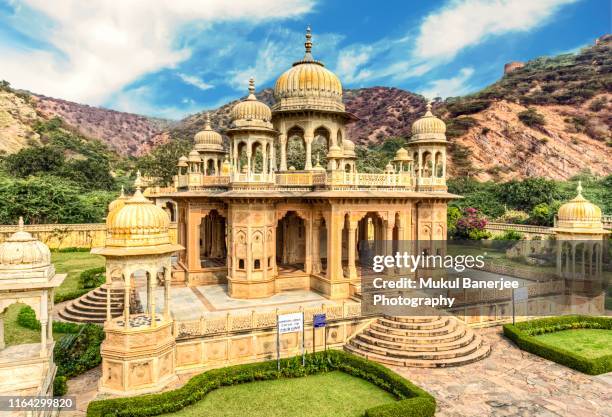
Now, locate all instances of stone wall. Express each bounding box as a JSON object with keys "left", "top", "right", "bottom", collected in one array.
[
  {"left": 485, "top": 222, "right": 554, "bottom": 240},
  {"left": 0, "top": 223, "right": 178, "bottom": 249}
]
